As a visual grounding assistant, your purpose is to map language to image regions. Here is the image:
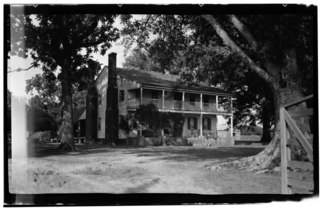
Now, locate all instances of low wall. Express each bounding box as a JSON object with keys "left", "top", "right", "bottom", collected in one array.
[
  {"left": 188, "top": 137, "right": 234, "bottom": 147},
  {"left": 235, "top": 135, "right": 261, "bottom": 141}
]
